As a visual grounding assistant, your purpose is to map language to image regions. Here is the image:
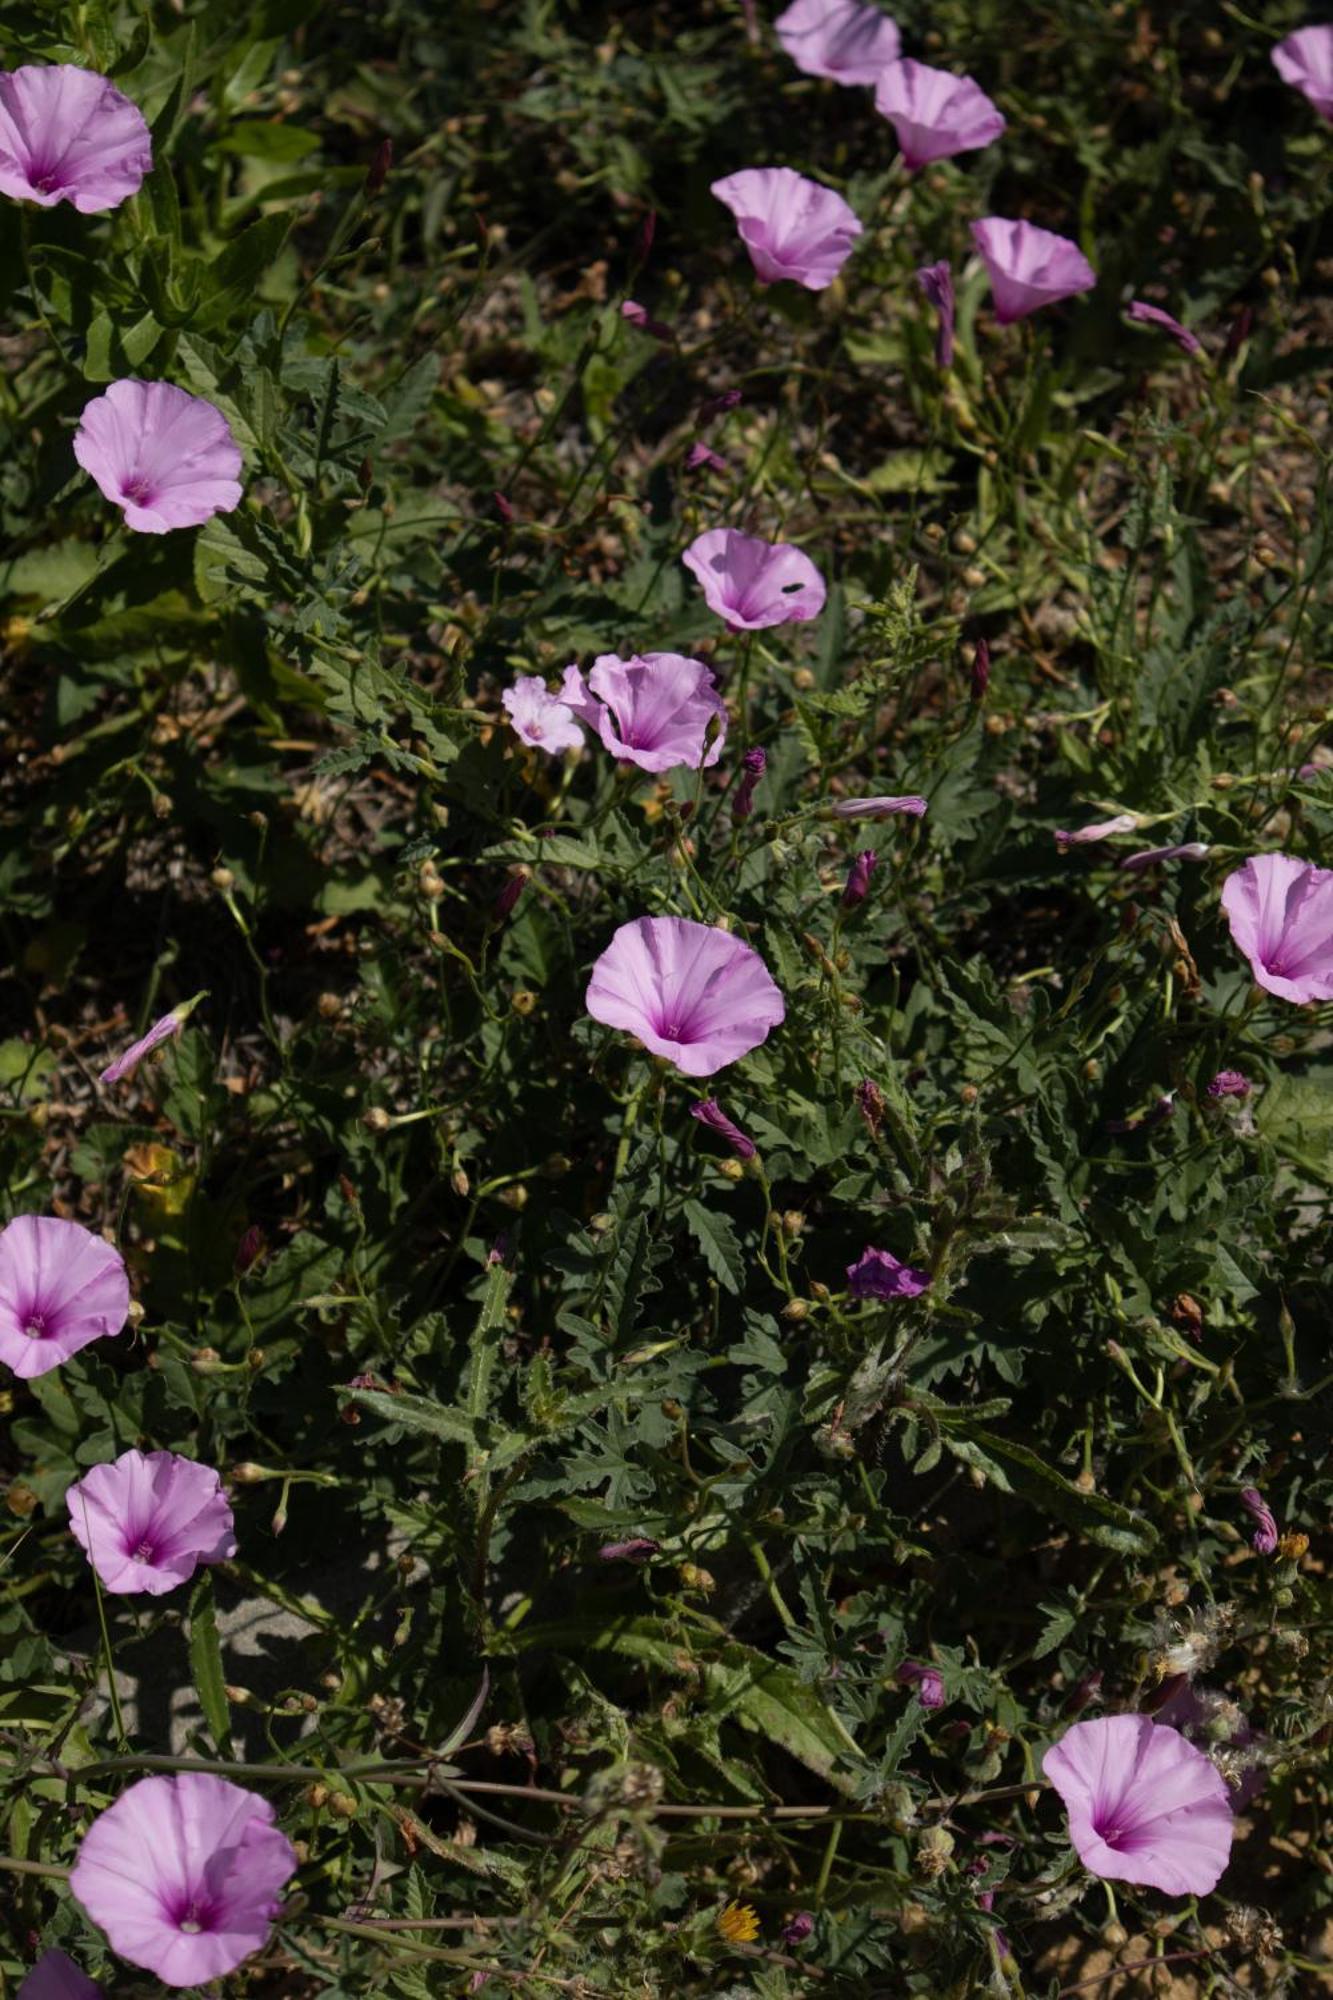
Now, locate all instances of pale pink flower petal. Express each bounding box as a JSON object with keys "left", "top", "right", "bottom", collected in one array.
[
  {"left": 501, "top": 674, "right": 586, "bottom": 754},
  {"left": 1043, "top": 1715, "right": 1233, "bottom": 1896},
  {"left": 587, "top": 652, "right": 727, "bottom": 773},
  {"left": 69, "top": 1773, "right": 297, "bottom": 1988},
  {"left": 0, "top": 65, "right": 151, "bottom": 214},
  {"left": 66, "top": 1449, "right": 236, "bottom": 1597},
  {"left": 1055, "top": 813, "right": 1138, "bottom": 849},
  {"left": 557, "top": 663, "right": 605, "bottom": 731},
  {"left": 0, "top": 1216, "right": 130, "bottom": 1380},
  {"left": 73, "top": 381, "right": 243, "bottom": 534},
  {"left": 971, "top": 217, "right": 1096, "bottom": 324},
  {"left": 1272, "top": 26, "right": 1333, "bottom": 121},
  {"left": 17, "top": 1951, "right": 100, "bottom": 2000},
  {"left": 682, "top": 528, "right": 826, "bottom": 630},
  {"left": 774, "top": 0, "right": 901, "bottom": 85},
  {"left": 829, "top": 795, "right": 927, "bottom": 819},
  {"left": 874, "top": 60, "right": 1005, "bottom": 170},
  {"left": 1220, "top": 852, "right": 1333, "bottom": 1005},
  {"left": 99, "top": 998, "right": 199, "bottom": 1084},
  {"left": 712, "top": 168, "right": 862, "bottom": 291},
  {"left": 1126, "top": 301, "right": 1203, "bottom": 358},
  {"left": 586, "top": 916, "right": 784, "bottom": 1076}
]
